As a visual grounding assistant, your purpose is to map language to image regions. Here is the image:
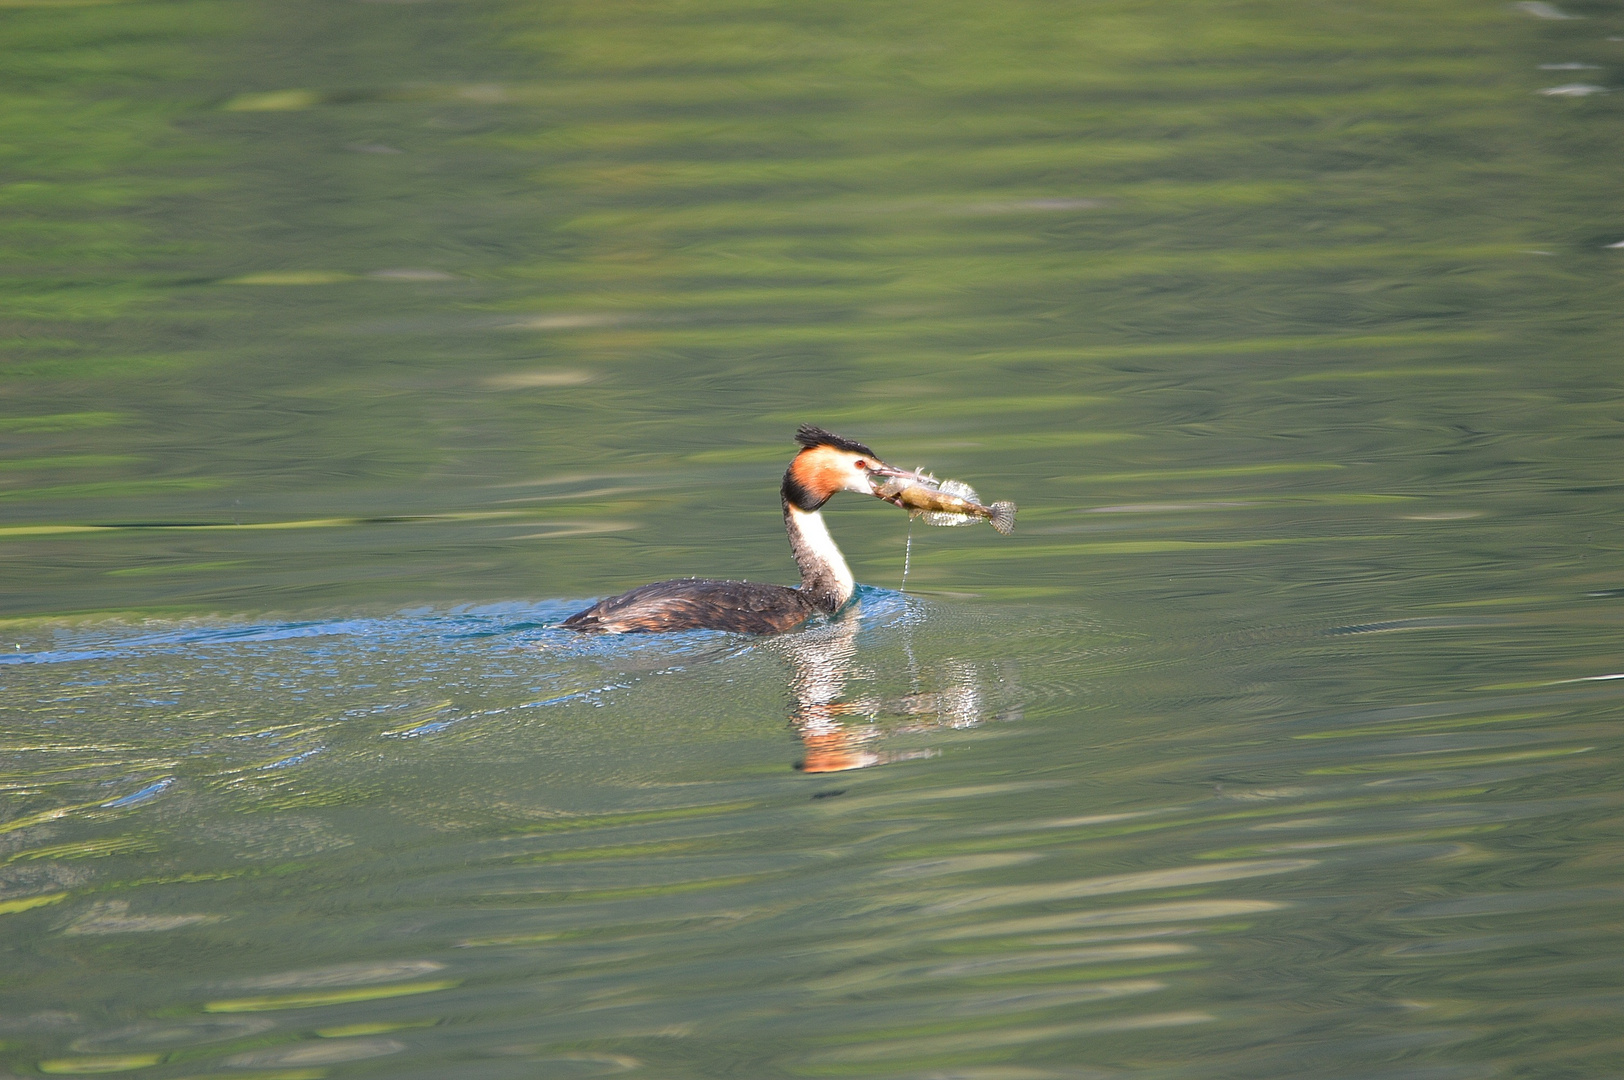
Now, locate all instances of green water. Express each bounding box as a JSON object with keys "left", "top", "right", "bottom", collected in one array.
[{"left": 5, "top": 1, "right": 1624, "bottom": 1077}]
